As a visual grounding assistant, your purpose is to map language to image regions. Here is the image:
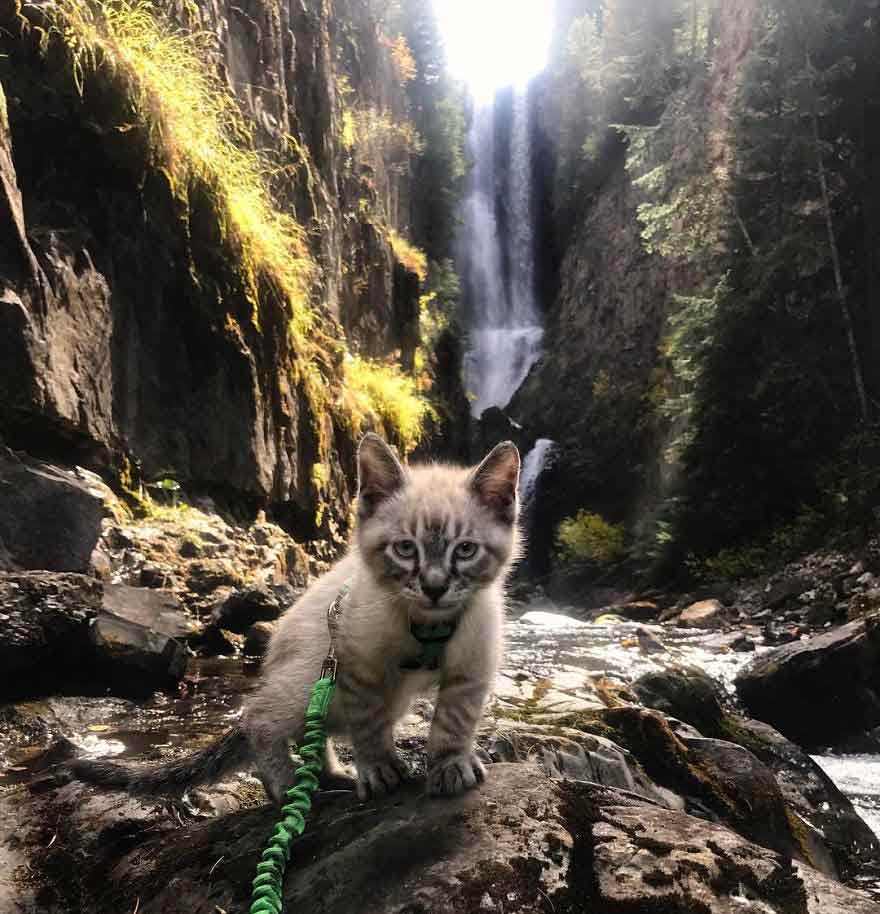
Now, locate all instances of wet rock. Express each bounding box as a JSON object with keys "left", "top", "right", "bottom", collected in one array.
[
  {"left": 139, "top": 562, "right": 172, "bottom": 588},
  {"left": 766, "top": 576, "right": 810, "bottom": 608},
  {"left": 0, "top": 450, "right": 105, "bottom": 572},
  {"left": 635, "top": 626, "right": 667, "bottom": 654},
  {"left": 632, "top": 666, "right": 727, "bottom": 735},
  {"left": 244, "top": 620, "right": 275, "bottom": 657},
  {"left": 89, "top": 612, "right": 187, "bottom": 696},
  {"left": 736, "top": 613, "right": 880, "bottom": 751},
  {"left": 590, "top": 799, "right": 876, "bottom": 913},
  {"left": 0, "top": 572, "right": 100, "bottom": 697},
  {"left": 186, "top": 560, "right": 241, "bottom": 595},
  {"left": 614, "top": 600, "right": 661, "bottom": 621},
  {"left": 212, "top": 585, "right": 283, "bottom": 633},
  {"left": 4, "top": 764, "right": 876, "bottom": 914},
  {"left": 102, "top": 584, "right": 194, "bottom": 638},
  {"left": 678, "top": 598, "right": 726, "bottom": 629}
]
